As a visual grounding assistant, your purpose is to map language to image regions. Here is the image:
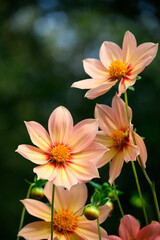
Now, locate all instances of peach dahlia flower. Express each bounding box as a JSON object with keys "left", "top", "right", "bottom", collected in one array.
[
  {"left": 71, "top": 31, "right": 158, "bottom": 99},
  {"left": 95, "top": 94, "right": 147, "bottom": 184},
  {"left": 103, "top": 214, "right": 160, "bottom": 240},
  {"left": 16, "top": 106, "right": 107, "bottom": 189},
  {"left": 18, "top": 182, "right": 111, "bottom": 240}
]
